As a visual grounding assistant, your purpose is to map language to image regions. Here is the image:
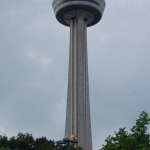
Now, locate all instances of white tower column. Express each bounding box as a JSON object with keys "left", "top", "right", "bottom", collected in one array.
[{"left": 65, "top": 11, "right": 92, "bottom": 150}]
